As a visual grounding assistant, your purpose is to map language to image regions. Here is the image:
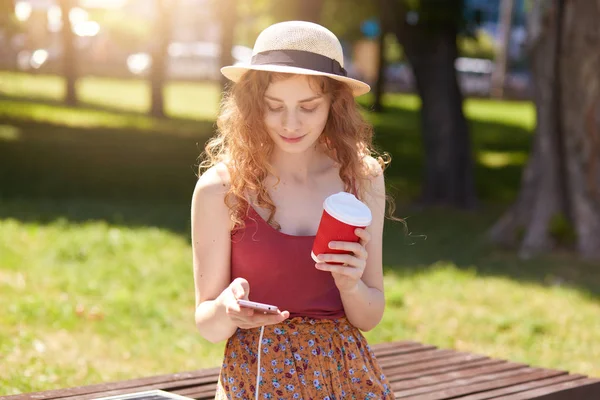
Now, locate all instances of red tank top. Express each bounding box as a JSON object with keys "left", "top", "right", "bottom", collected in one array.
[{"left": 230, "top": 206, "right": 345, "bottom": 319}]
